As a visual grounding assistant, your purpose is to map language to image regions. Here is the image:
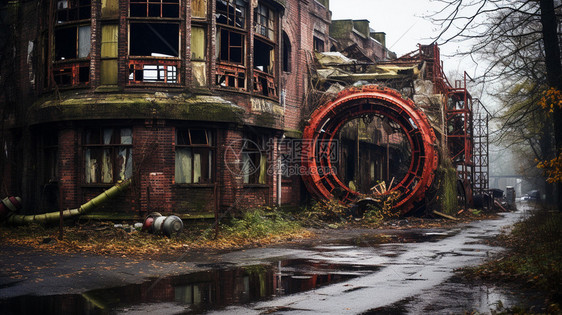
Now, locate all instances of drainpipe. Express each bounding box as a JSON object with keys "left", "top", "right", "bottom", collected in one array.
[
  {"left": 6, "top": 179, "right": 131, "bottom": 225},
  {"left": 277, "top": 134, "right": 285, "bottom": 206}
]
